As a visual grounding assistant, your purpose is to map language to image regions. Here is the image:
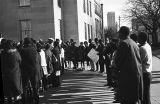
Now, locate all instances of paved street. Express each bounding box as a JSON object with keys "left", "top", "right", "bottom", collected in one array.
[
  {"left": 39, "top": 69, "right": 117, "bottom": 104},
  {"left": 39, "top": 50, "right": 160, "bottom": 104}
]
